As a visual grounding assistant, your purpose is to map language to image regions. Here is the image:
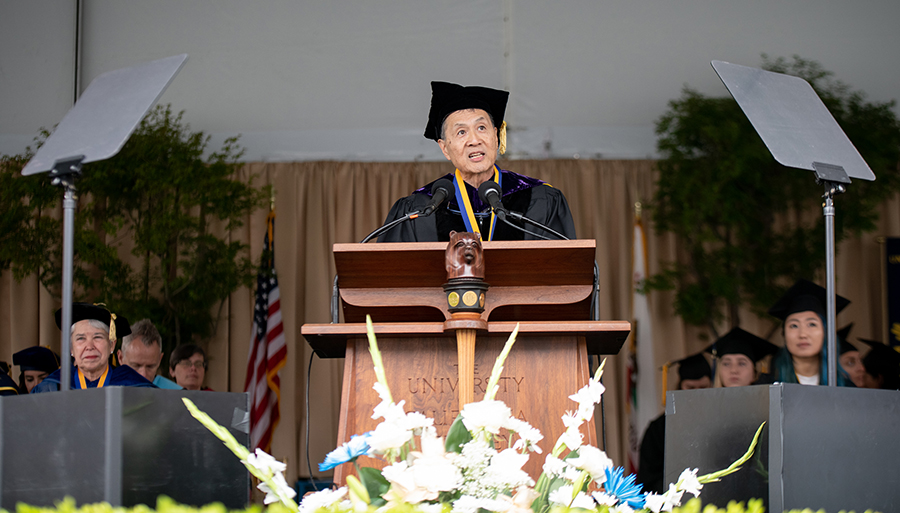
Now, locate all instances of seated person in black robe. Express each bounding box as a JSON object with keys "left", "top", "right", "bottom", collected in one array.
[
  {"left": 13, "top": 345, "right": 60, "bottom": 393},
  {"left": 636, "top": 353, "right": 712, "bottom": 494},
  {"left": 378, "top": 81, "right": 576, "bottom": 242},
  {"left": 33, "top": 303, "right": 155, "bottom": 392},
  {"left": 0, "top": 362, "right": 19, "bottom": 396}
]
